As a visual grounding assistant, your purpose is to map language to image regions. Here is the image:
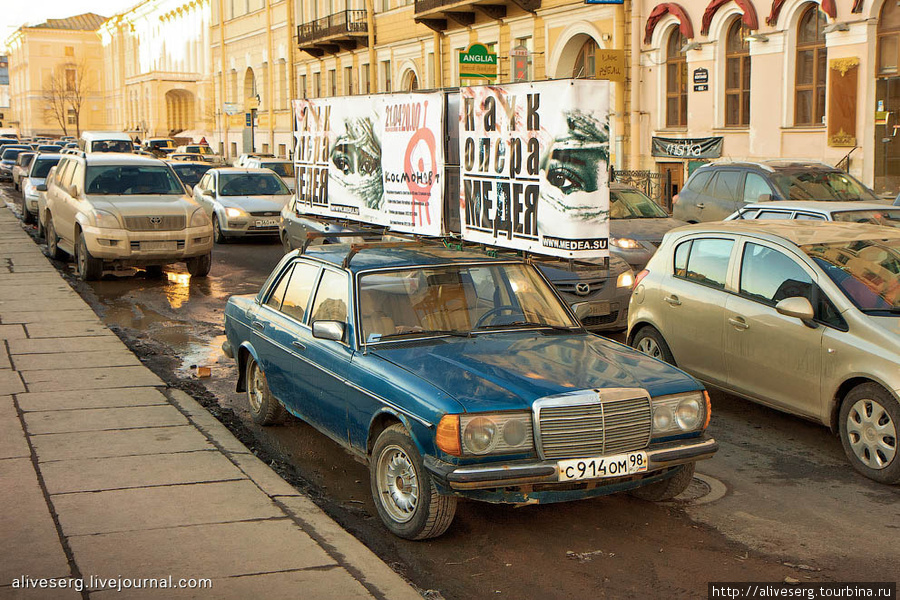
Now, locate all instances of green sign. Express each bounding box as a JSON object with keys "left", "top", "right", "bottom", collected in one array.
[{"left": 459, "top": 43, "right": 498, "bottom": 80}]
